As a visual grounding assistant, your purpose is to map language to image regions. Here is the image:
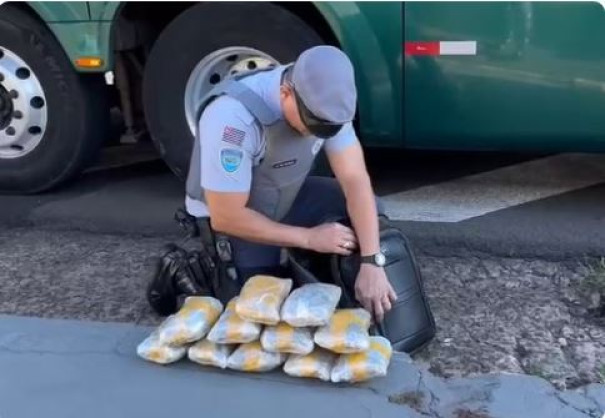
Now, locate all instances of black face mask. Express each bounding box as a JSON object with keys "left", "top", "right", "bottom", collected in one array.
[{"left": 293, "top": 90, "right": 344, "bottom": 139}]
